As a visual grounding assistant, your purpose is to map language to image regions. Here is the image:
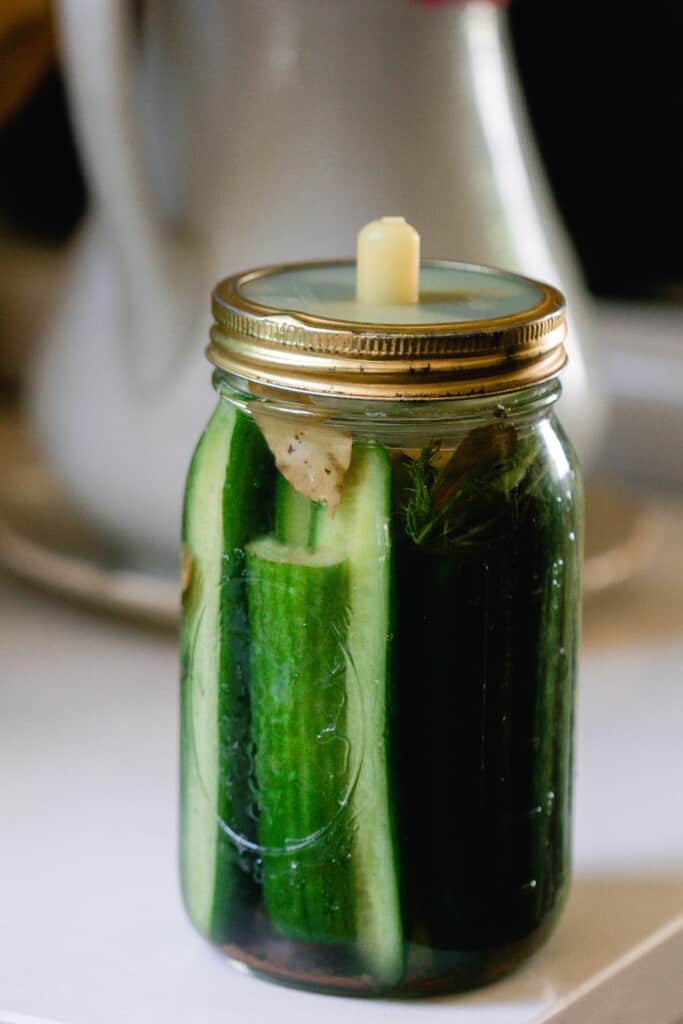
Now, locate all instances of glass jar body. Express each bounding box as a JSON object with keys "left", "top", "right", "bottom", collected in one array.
[{"left": 179, "top": 375, "right": 583, "bottom": 996}]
